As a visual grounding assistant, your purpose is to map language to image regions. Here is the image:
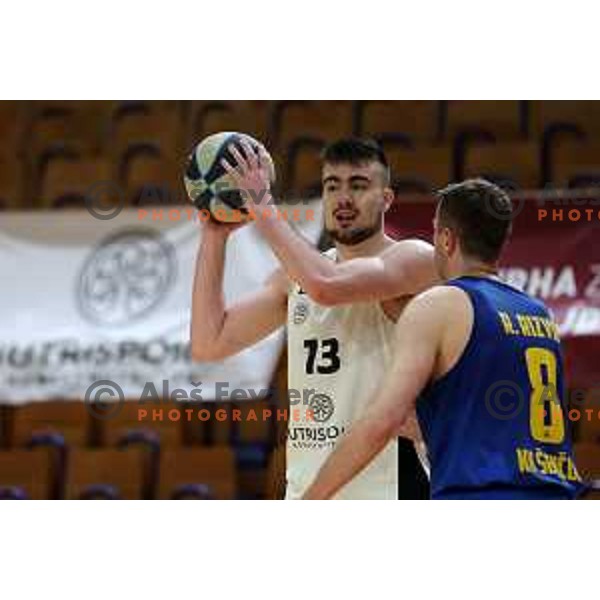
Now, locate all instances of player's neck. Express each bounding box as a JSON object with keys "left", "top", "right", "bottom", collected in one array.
[
  {"left": 335, "top": 232, "right": 393, "bottom": 261},
  {"left": 458, "top": 260, "right": 499, "bottom": 280}
]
